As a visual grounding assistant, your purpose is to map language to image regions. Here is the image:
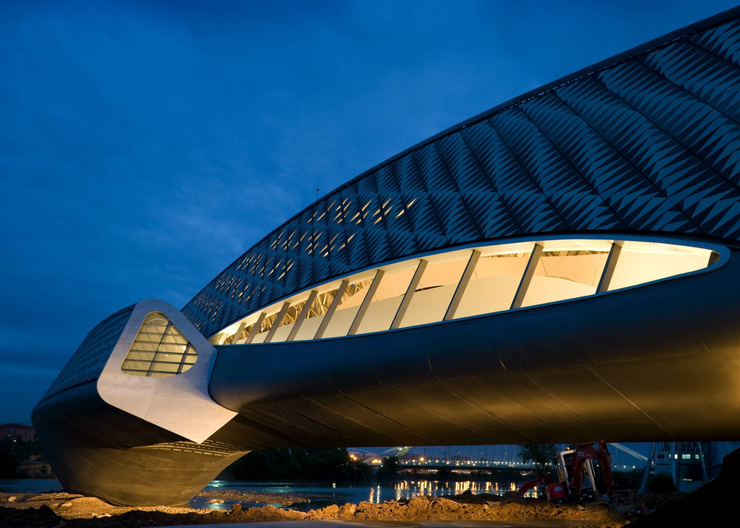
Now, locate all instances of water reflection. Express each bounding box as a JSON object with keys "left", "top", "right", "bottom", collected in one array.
[
  {"left": 199, "top": 479, "right": 538, "bottom": 511},
  {"left": 390, "top": 479, "right": 538, "bottom": 500},
  {"left": 0, "top": 477, "right": 539, "bottom": 512}
]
